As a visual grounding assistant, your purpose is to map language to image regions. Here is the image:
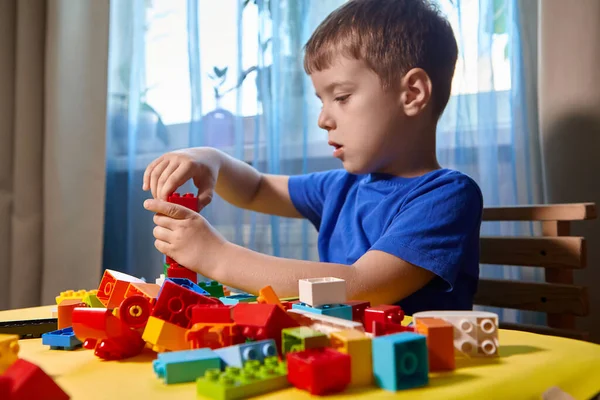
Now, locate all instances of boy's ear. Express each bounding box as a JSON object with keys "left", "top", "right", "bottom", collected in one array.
[{"left": 399, "top": 68, "right": 432, "bottom": 117}]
